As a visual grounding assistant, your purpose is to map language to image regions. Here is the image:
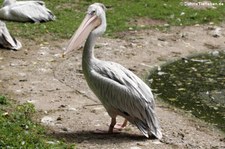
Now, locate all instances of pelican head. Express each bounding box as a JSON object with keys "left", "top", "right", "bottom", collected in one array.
[
  {"left": 3, "top": 0, "right": 16, "bottom": 7},
  {"left": 88, "top": 3, "right": 106, "bottom": 35},
  {"left": 64, "top": 3, "right": 106, "bottom": 55}
]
